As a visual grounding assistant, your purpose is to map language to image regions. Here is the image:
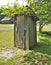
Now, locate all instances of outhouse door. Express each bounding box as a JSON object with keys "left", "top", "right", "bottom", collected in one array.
[{"left": 14, "top": 15, "right": 27, "bottom": 49}]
